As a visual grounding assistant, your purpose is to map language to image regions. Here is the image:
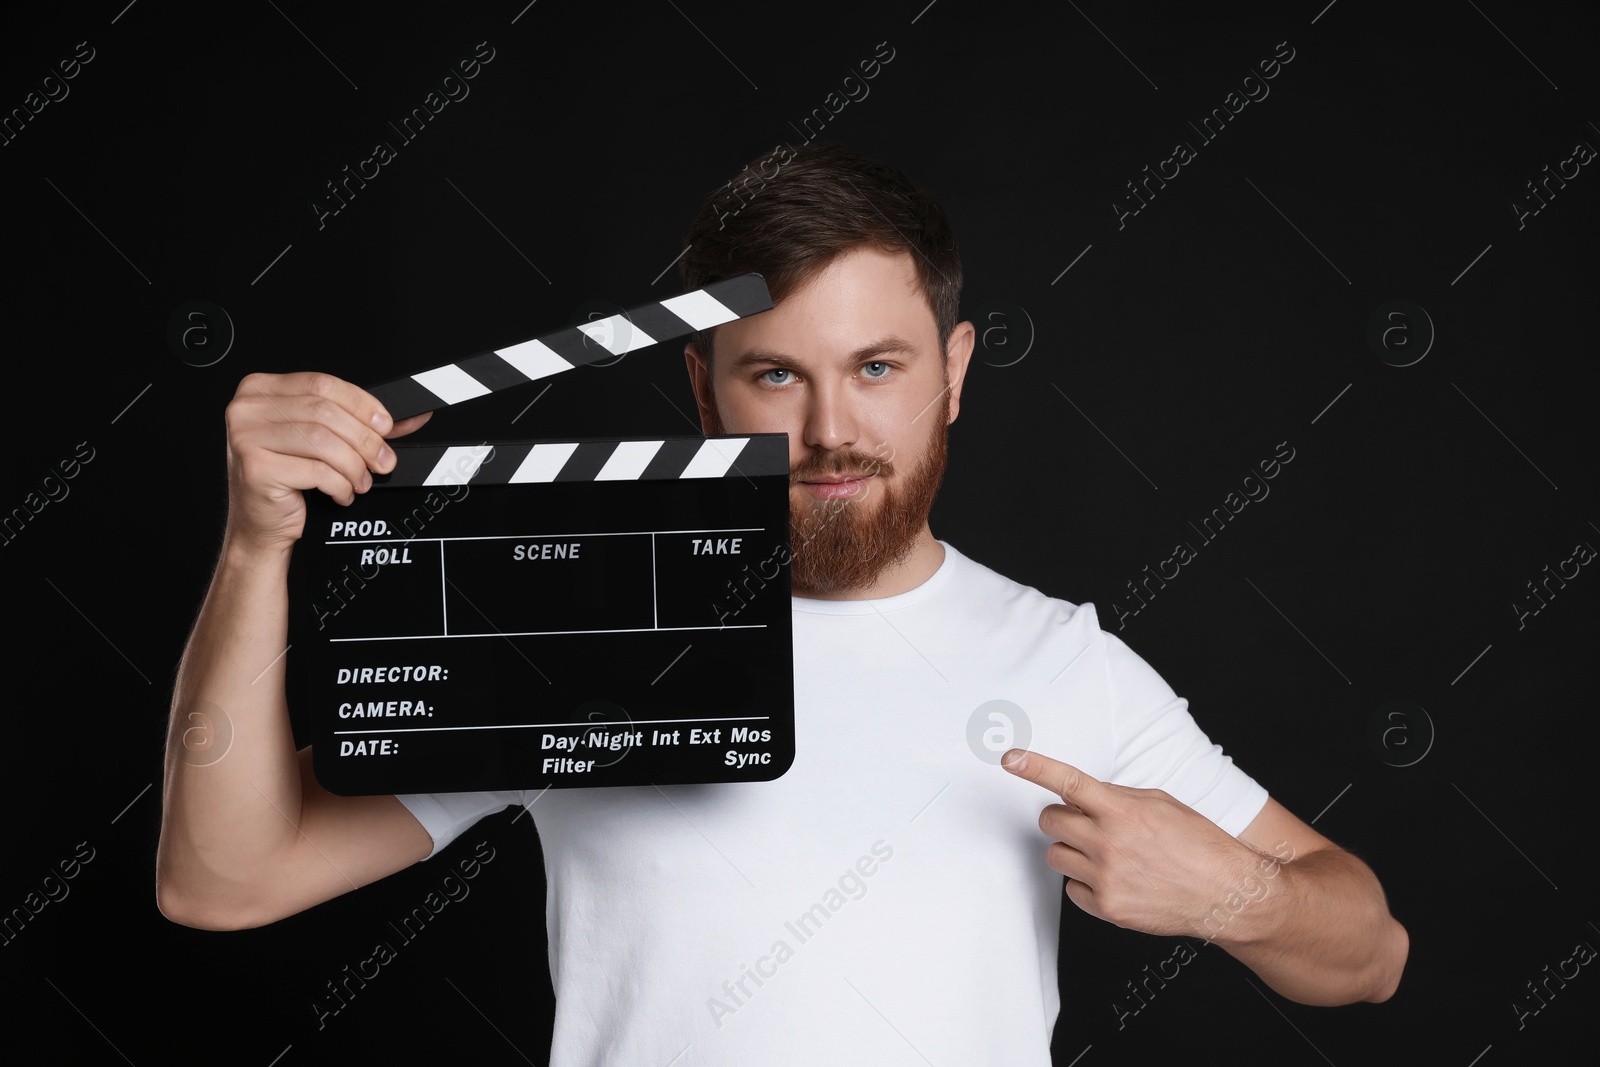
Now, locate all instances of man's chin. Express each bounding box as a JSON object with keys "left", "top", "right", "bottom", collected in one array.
[
  {"left": 787, "top": 491, "right": 922, "bottom": 596},
  {"left": 714, "top": 387, "right": 950, "bottom": 597}
]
